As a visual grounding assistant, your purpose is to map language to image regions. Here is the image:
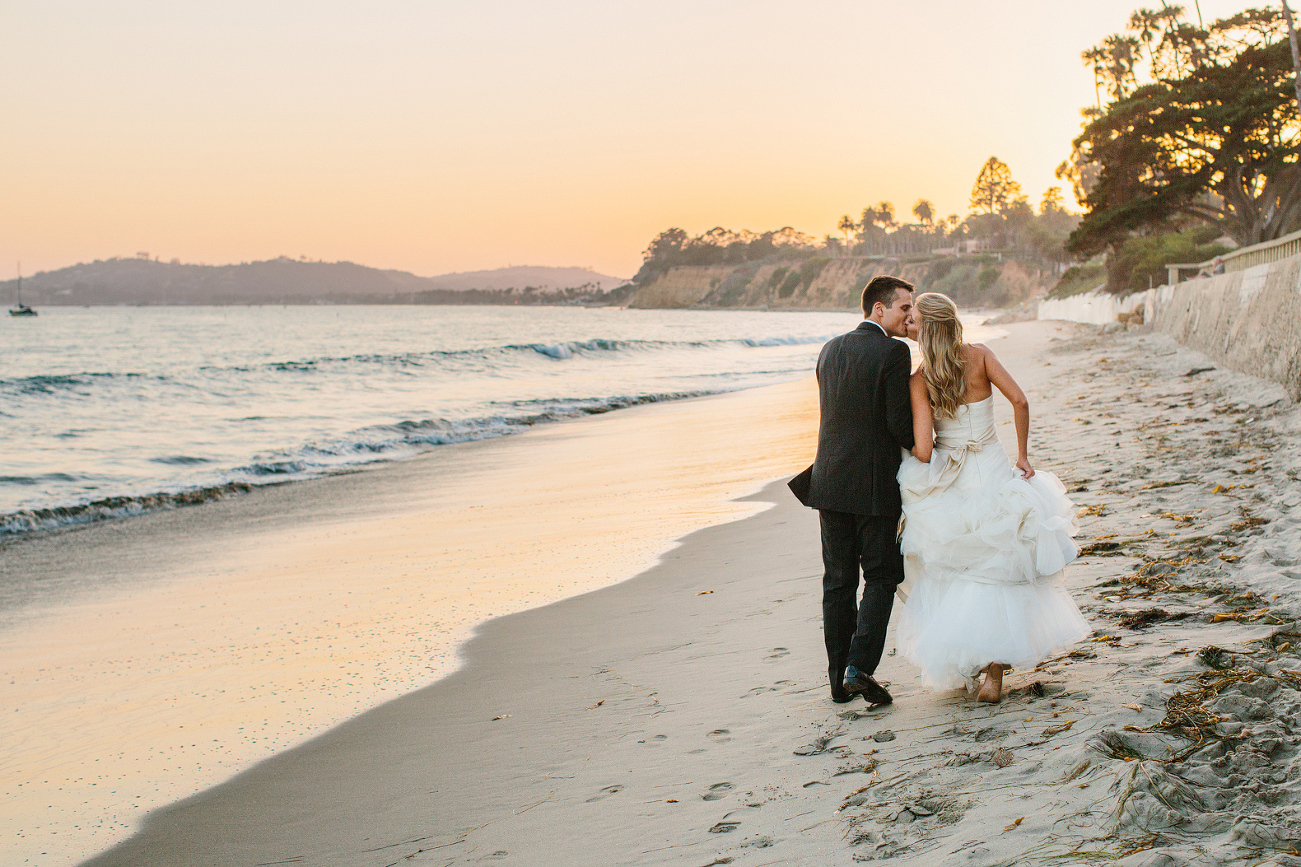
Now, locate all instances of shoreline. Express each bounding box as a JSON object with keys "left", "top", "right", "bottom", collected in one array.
[
  {"left": 0, "top": 305, "right": 864, "bottom": 543},
  {"left": 0, "top": 386, "right": 728, "bottom": 540},
  {"left": 1, "top": 306, "right": 1001, "bottom": 542},
  {"left": 3, "top": 373, "right": 821, "bottom": 866}
]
